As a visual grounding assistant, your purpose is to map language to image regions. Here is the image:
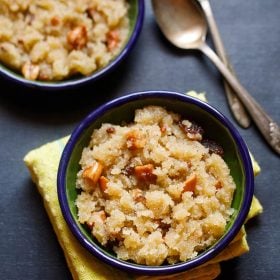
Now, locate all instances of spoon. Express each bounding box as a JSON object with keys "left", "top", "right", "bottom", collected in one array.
[
  {"left": 152, "top": 0, "right": 280, "bottom": 155},
  {"left": 197, "top": 0, "right": 251, "bottom": 128}
]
